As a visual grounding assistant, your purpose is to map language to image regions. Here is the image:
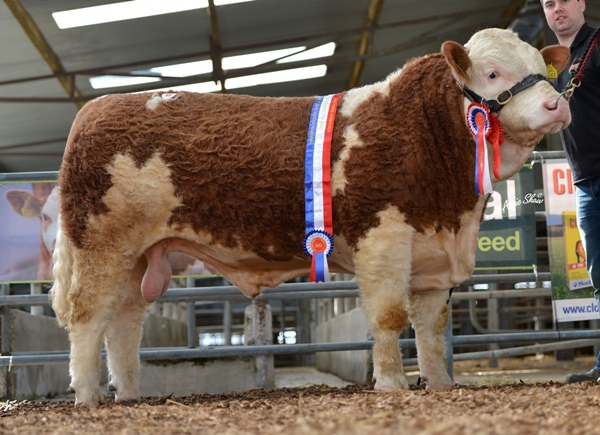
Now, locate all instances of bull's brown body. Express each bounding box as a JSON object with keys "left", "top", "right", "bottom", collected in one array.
[{"left": 51, "top": 28, "right": 571, "bottom": 405}]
